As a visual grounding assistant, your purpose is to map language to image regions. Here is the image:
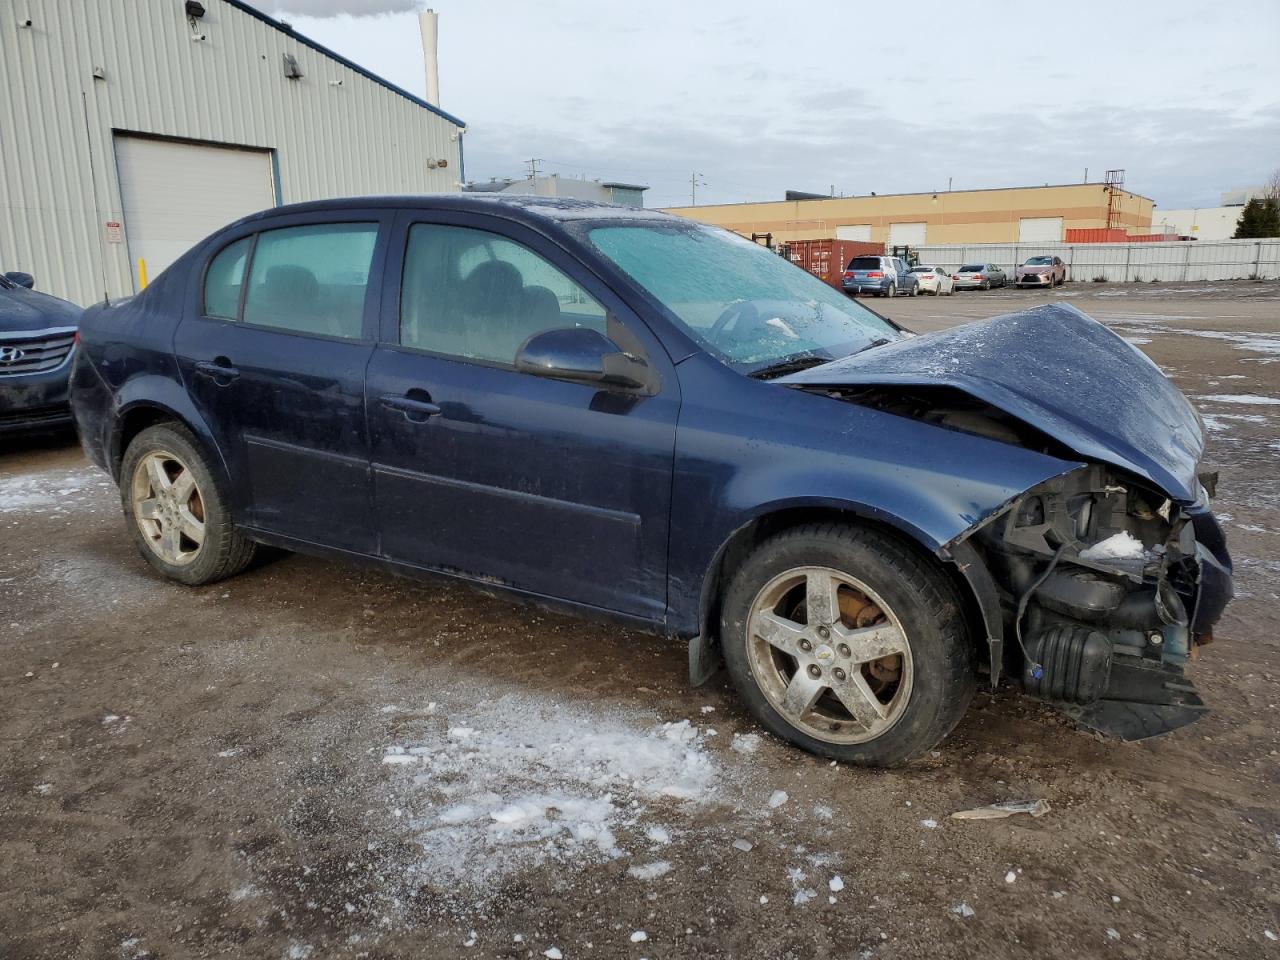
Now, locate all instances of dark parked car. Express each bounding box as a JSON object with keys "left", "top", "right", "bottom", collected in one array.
[
  {"left": 71, "top": 196, "right": 1232, "bottom": 765},
  {"left": 1, "top": 270, "right": 82, "bottom": 434}
]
